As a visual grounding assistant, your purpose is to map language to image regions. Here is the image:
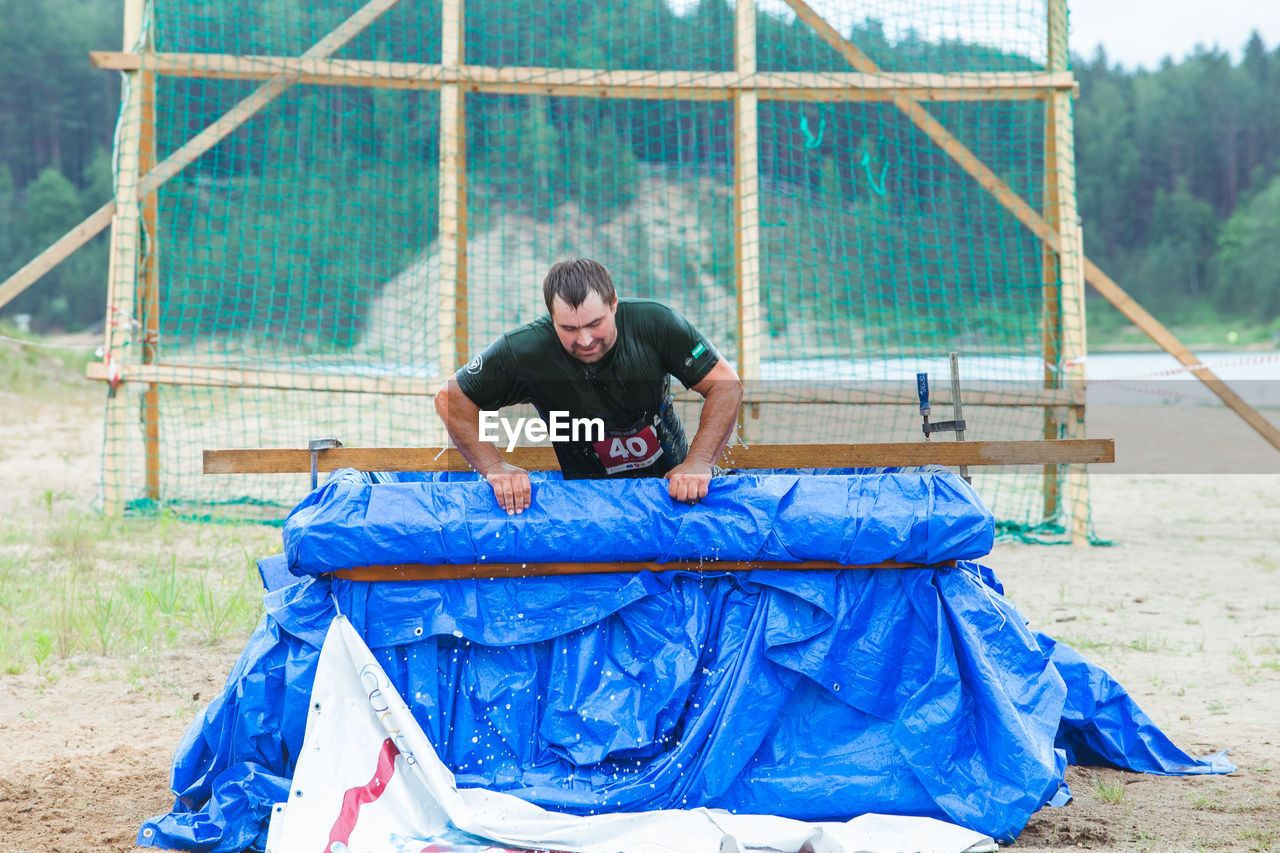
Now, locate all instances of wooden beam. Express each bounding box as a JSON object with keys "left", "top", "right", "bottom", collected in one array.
[
  {"left": 139, "top": 56, "right": 162, "bottom": 501},
  {"left": 1044, "top": 0, "right": 1088, "bottom": 542},
  {"left": 437, "top": 0, "right": 468, "bottom": 377},
  {"left": 86, "top": 360, "right": 1083, "bottom": 406},
  {"left": 333, "top": 558, "right": 958, "bottom": 581},
  {"left": 89, "top": 52, "right": 1076, "bottom": 101},
  {"left": 1042, "top": 0, "right": 1067, "bottom": 525},
  {"left": 202, "top": 438, "right": 1114, "bottom": 475},
  {"left": 86, "top": 359, "right": 437, "bottom": 394},
  {"left": 103, "top": 0, "right": 148, "bottom": 514},
  {"left": 734, "top": 0, "right": 762, "bottom": 400}
]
